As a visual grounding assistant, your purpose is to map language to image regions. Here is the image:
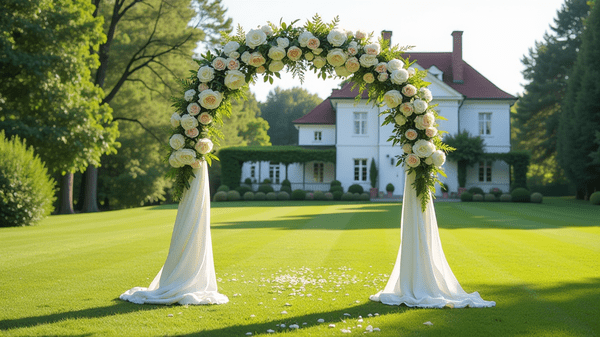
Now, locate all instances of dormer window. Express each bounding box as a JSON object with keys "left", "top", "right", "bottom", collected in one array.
[
  {"left": 314, "top": 131, "right": 322, "bottom": 142},
  {"left": 428, "top": 65, "right": 443, "bottom": 81}
]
